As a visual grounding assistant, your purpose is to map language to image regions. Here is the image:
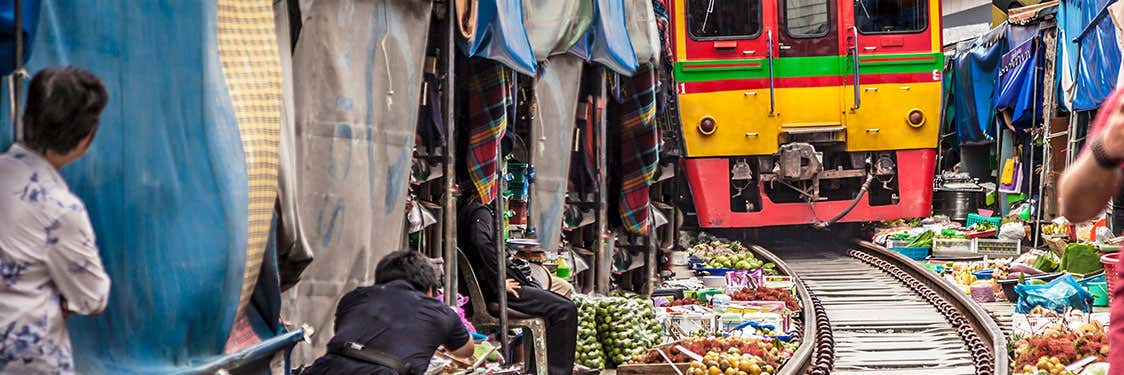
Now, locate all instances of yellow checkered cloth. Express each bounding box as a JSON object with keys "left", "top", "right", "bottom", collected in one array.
[{"left": 216, "top": 0, "right": 282, "bottom": 320}]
